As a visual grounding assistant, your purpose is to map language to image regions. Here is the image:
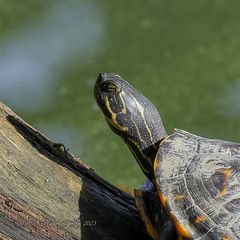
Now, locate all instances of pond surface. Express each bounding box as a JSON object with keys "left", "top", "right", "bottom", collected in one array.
[{"left": 1, "top": 0, "right": 240, "bottom": 188}]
